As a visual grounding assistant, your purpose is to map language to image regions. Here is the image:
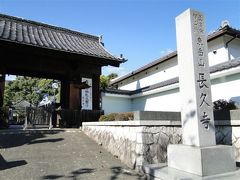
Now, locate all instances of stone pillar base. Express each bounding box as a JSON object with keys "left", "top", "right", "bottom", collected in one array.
[{"left": 168, "top": 144, "right": 236, "bottom": 176}]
